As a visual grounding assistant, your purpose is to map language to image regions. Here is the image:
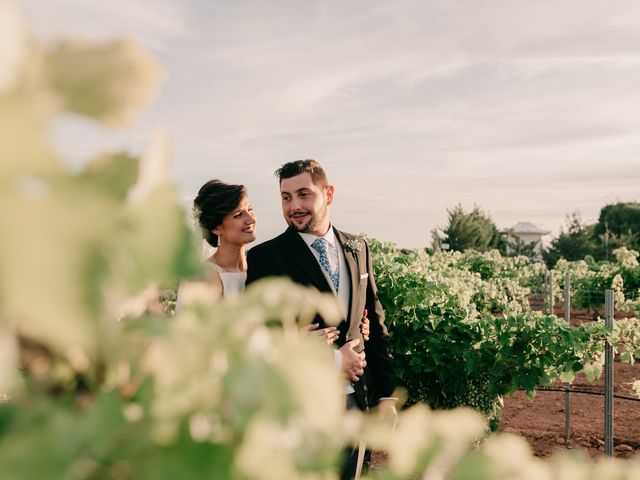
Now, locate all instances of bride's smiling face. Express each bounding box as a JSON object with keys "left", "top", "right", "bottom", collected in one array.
[{"left": 213, "top": 195, "right": 256, "bottom": 246}]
